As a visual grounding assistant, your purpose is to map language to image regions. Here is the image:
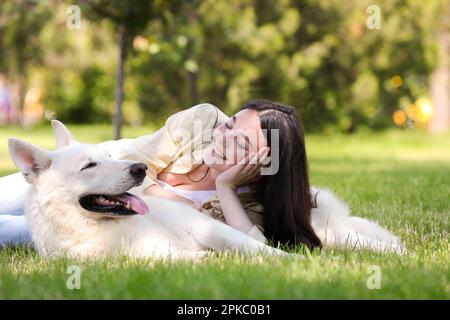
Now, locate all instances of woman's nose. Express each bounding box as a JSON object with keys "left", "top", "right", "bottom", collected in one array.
[{"left": 212, "top": 125, "right": 225, "bottom": 142}]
